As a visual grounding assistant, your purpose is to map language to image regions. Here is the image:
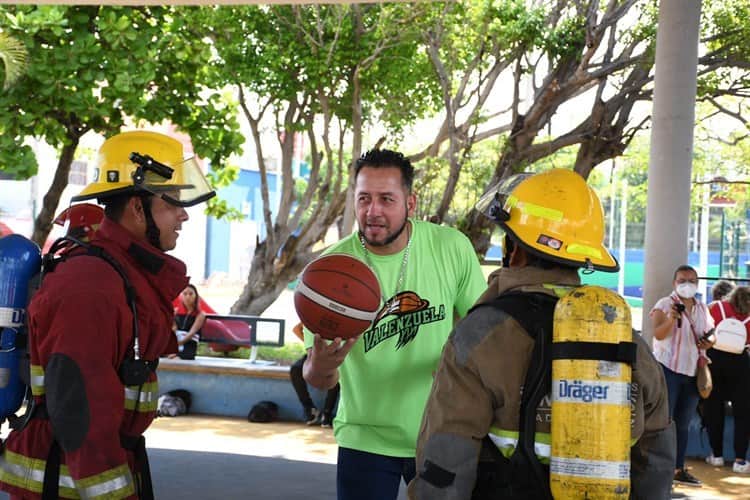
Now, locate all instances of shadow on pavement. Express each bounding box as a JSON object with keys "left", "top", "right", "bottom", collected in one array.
[
  {"left": 672, "top": 458, "right": 750, "bottom": 499},
  {"left": 150, "top": 448, "right": 336, "bottom": 499}
]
